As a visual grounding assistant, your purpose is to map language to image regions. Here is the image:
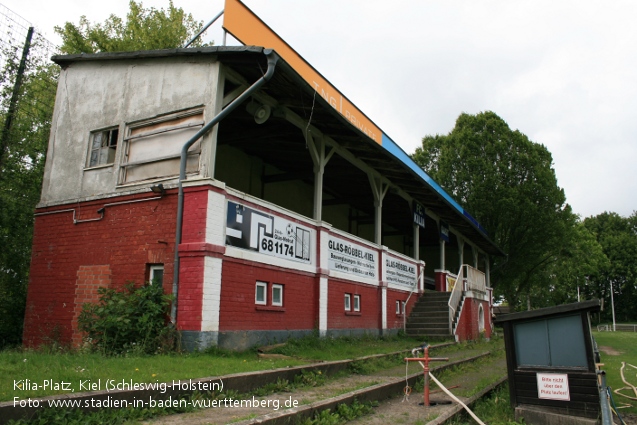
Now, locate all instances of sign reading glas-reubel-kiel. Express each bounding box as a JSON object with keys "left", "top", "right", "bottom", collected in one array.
[
  {"left": 328, "top": 236, "right": 377, "bottom": 279},
  {"left": 385, "top": 256, "right": 417, "bottom": 287},
  {"left": 226, "top": 201, "right": 312, "bottom": 264}
]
